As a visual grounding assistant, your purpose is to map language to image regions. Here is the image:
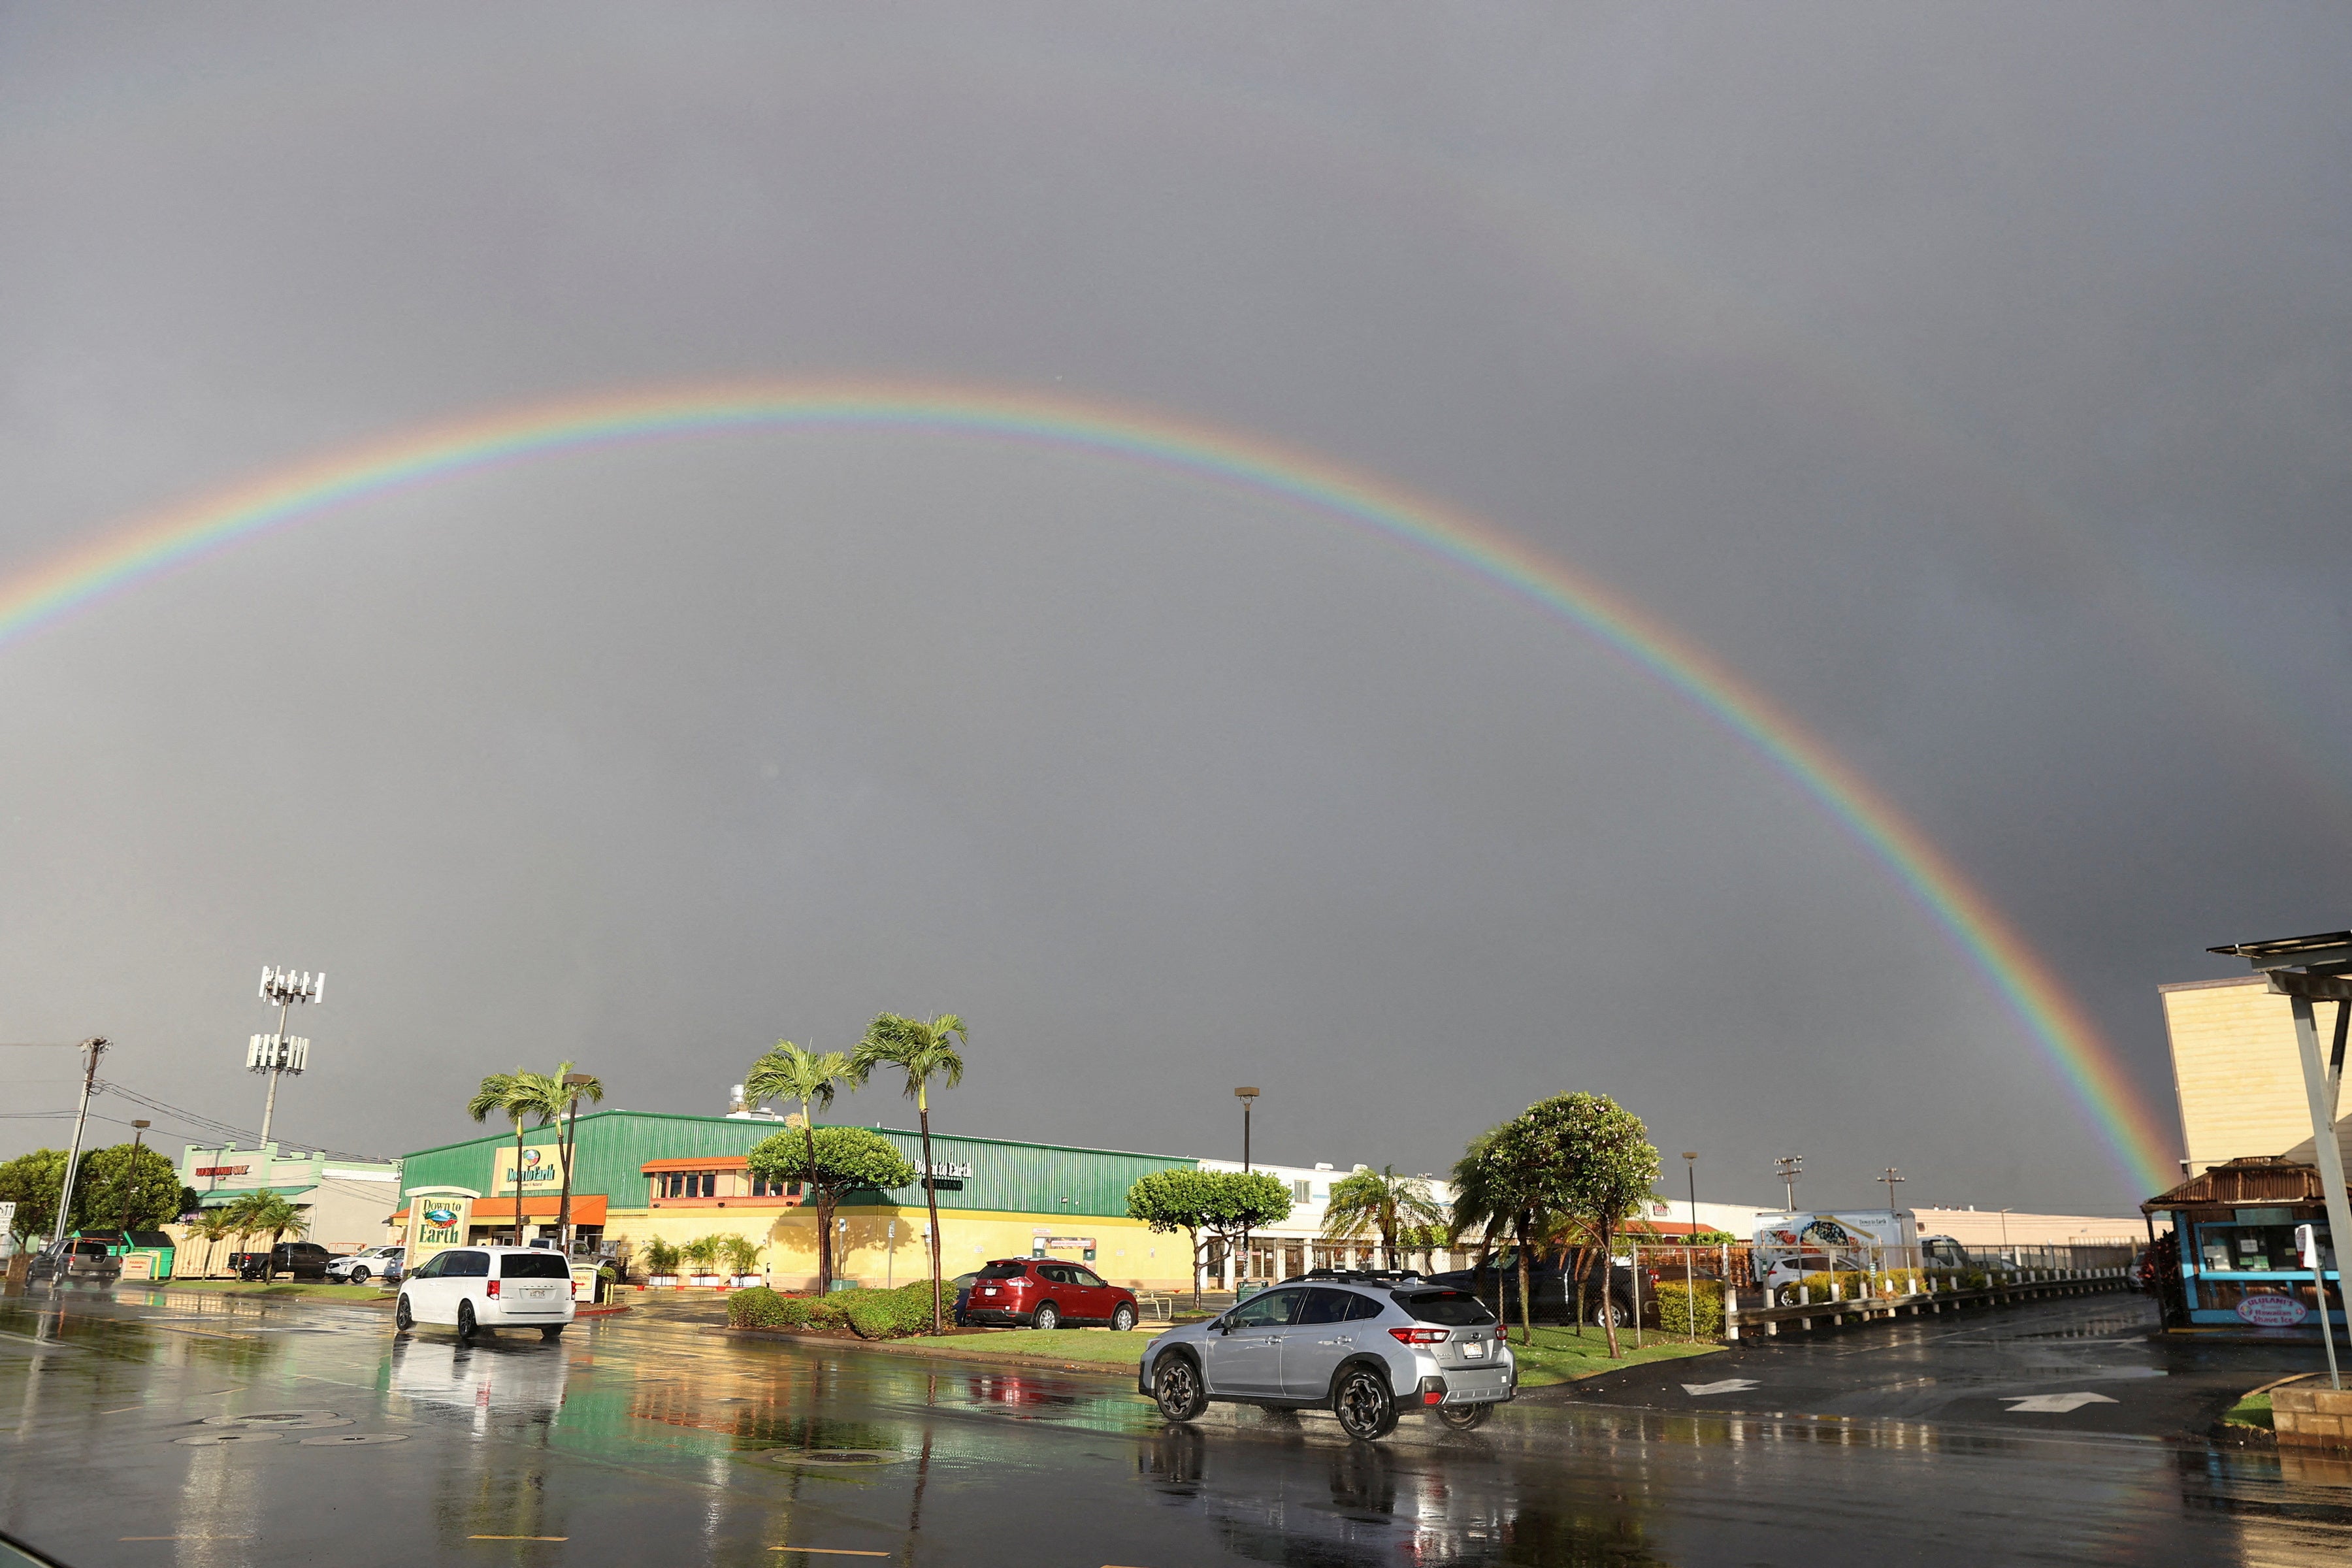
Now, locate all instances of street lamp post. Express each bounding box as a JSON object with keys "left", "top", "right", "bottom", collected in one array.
[
  {"left": 120, "top": 1120, "right": 151, "bottom": 1232},
  {"left": 1235, "top": 1087, "right": 1260, "bottom": 1288},
  {"left": 252, "top": 966, "right": 323, "bottom": 1150},
  {"left": 1682, "top": 1153, "right": 1700, "bottom": 1343}
]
